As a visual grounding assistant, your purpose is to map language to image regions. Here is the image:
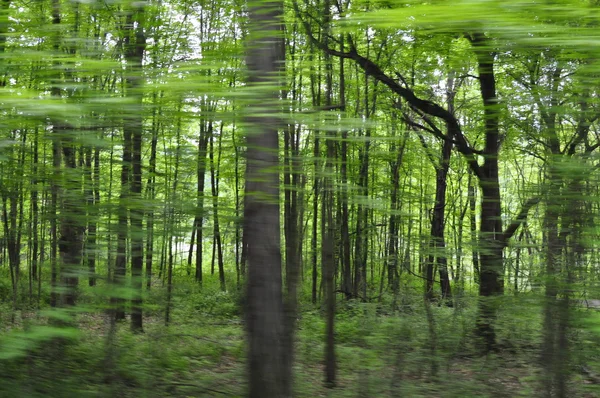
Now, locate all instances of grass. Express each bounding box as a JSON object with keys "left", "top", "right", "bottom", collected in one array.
[{"left": 2, "top": 275, "right": 600, "bottom": 397}]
